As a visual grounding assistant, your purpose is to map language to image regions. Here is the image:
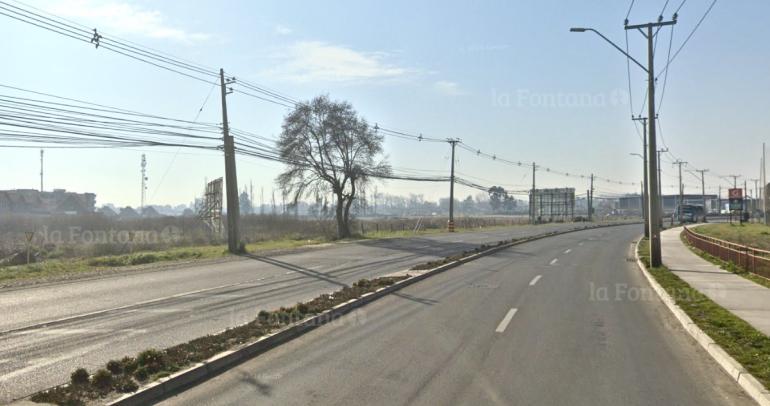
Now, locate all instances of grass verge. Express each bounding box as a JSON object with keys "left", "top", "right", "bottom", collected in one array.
[
  {"left": 0, "top": 238, "right": 326, "bottom": 284},
  {"left": 691, "top": 223, "right": 770, "bottom": 251},
  {"left": 29, "top": 275, "right": 408, "bottom": 406},
  {"left": 679, "top": 231, "right": 770, "bottom": 290},
  {"left": 637, "top": 238, "right": 770, "bottom": 390}
]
